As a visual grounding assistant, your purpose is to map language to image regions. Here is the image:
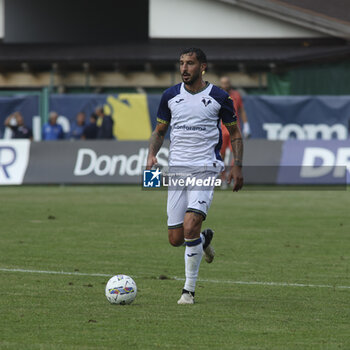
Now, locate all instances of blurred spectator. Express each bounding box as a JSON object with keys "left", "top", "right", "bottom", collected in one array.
[
  {"left": 42, "top": 111, "right": 64, "bottom": 141},
  {"left": 4, "top": 112, "right": 33, "bottom": 140},
  {"left": 219, "top": 76, "right": 250, "bottom": 138},
  {"left": 70, "top": 112, "right": 86, "bottom": 140},
  {"left": 95, "top": 106, "right": 114, "bottom": 139},
  {"left": 219, "top": 77, "right": 250, "bottom": 189},
  {"left": 82, "top": 113, "right": 98, "bottom": 140}
]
